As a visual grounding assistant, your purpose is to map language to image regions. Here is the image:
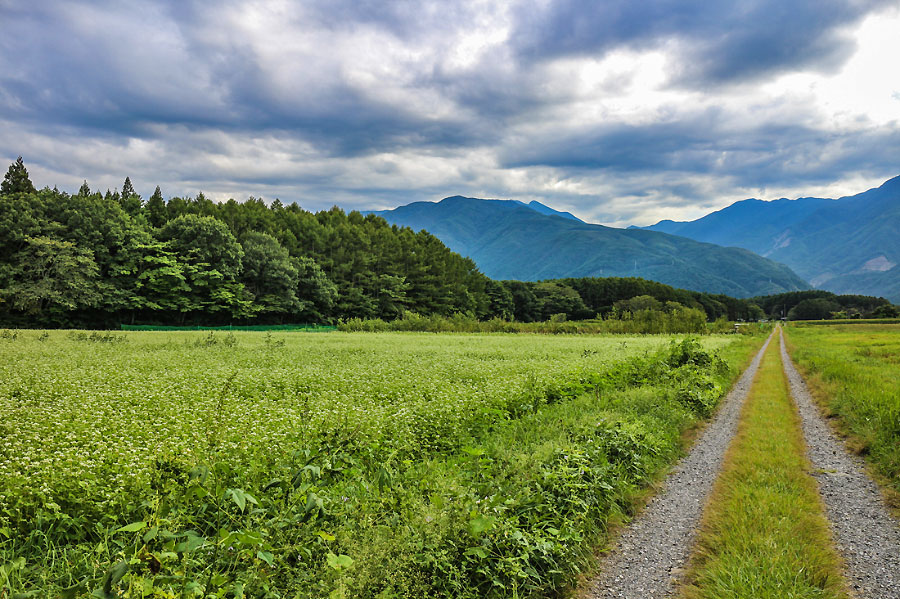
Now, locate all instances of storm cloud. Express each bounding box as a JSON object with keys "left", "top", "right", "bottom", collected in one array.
[{"left": 1, "top": 0, "right": 898, "bottom": 226}]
